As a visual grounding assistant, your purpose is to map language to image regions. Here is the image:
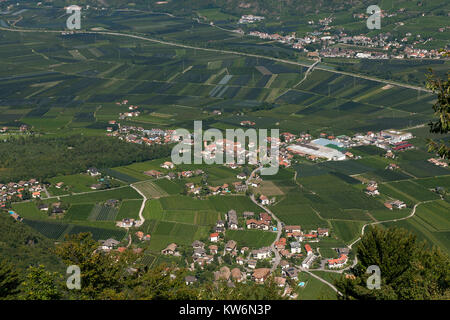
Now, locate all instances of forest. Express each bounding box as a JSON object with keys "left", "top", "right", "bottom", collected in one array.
[{"left": 0, "top": 135, "right": 173, "bottom": 183}]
